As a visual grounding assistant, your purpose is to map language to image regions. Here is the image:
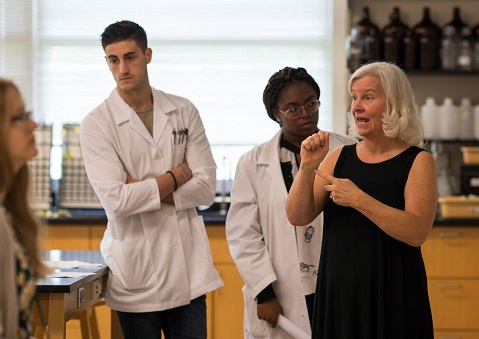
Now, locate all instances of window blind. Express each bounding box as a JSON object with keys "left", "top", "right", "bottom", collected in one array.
[
  {"left": 0, "top": 0, "right": 33, "bottom": 107},
  {"left": 1, "top": 0, "right": 333, "bottom": 179}
]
